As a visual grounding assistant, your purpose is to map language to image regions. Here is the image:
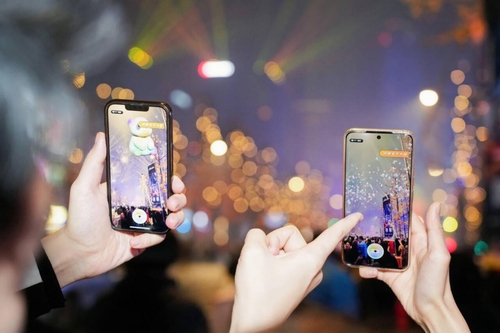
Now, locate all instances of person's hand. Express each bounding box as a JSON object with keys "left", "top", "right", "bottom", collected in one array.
[
  {"left": 41, "top": 132, "right": 187, "bottom": 288},
  {"left": 229, "top": 213, "right": 363, "bottom": 333},
  {"left": 359, "top": 203, "right": 470, "bottom": 333}
]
